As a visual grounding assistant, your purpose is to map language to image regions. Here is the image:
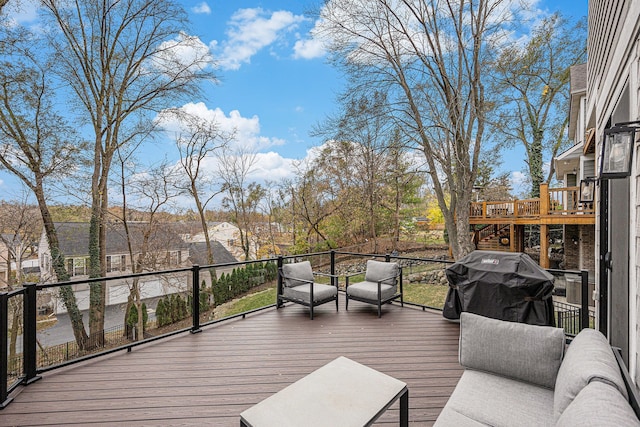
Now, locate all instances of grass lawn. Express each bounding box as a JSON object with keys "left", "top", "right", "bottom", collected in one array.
[
  {"left": 216, "top": 288, "right": 277, "bottom": 318},
  {"left": 403, "top": 282, "right": 449, "bottom": 309}
]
